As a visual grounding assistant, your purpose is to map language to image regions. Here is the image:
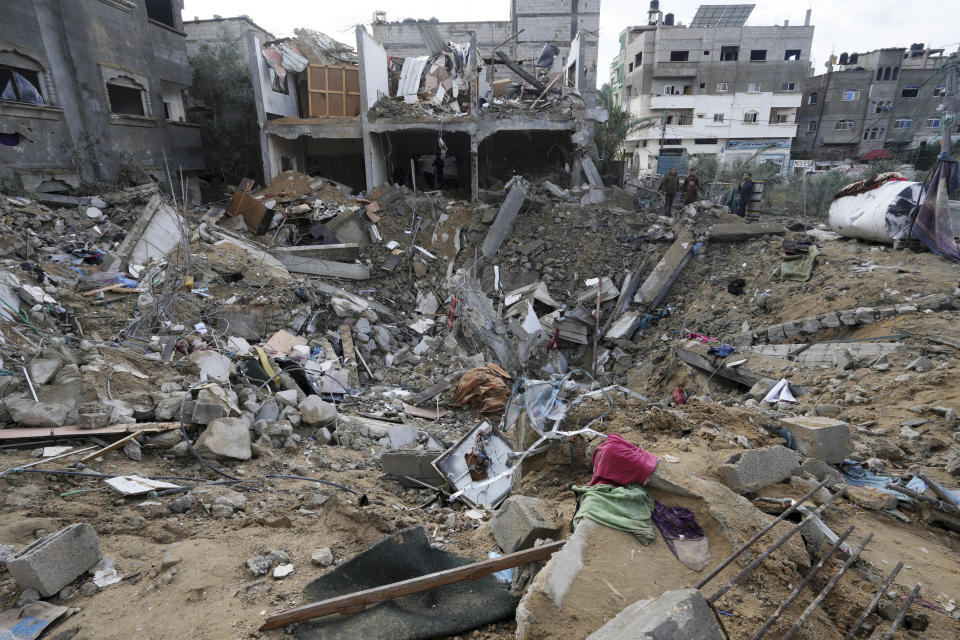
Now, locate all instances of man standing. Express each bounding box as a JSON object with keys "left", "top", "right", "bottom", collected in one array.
[
  {"left": 682, "top": 168, "right": 701, "bottom": 205},
  {"left": 737, "top": 172, "right": 754, "bottom": 218},
  {"left": 660, "top": 167, "right": 680, "bottom": 216}
]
